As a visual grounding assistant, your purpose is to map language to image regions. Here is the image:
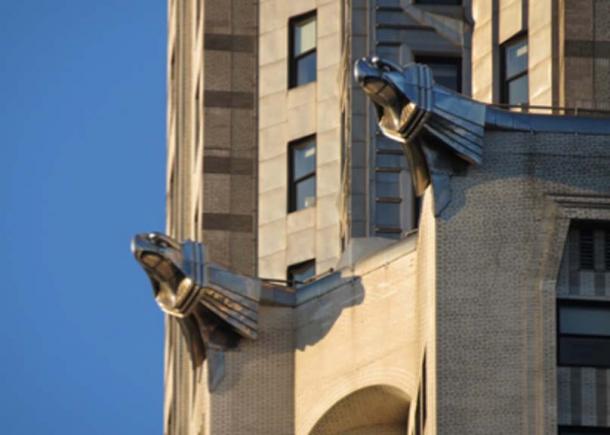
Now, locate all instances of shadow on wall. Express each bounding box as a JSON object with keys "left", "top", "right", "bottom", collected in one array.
[
  {"left": 309, "top": 385, "right": 410, "bottom": 435},
  {"left": 295, "top": 272, "right": 365, "bottom": 350}
]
